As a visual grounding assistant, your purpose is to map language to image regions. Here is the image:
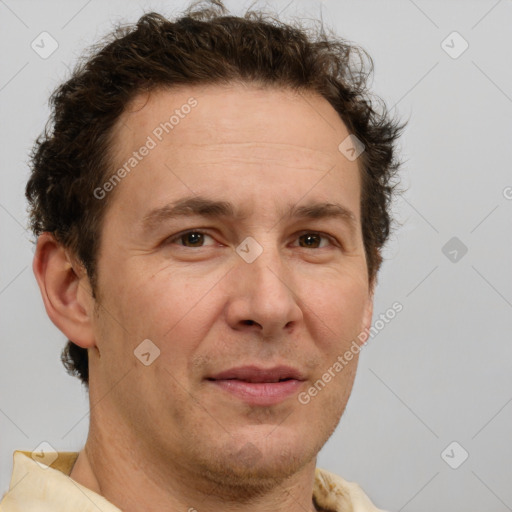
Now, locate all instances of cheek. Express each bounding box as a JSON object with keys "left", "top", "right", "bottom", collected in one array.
[
  {"left": 109, "top": 266, "right": 223, "bottom": 365},
  {"left": 306, "top": 273, "right": 369, "bottom": 344},
  {"left": 314, "top": 276, "right": 367, "bottom": 392}
]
